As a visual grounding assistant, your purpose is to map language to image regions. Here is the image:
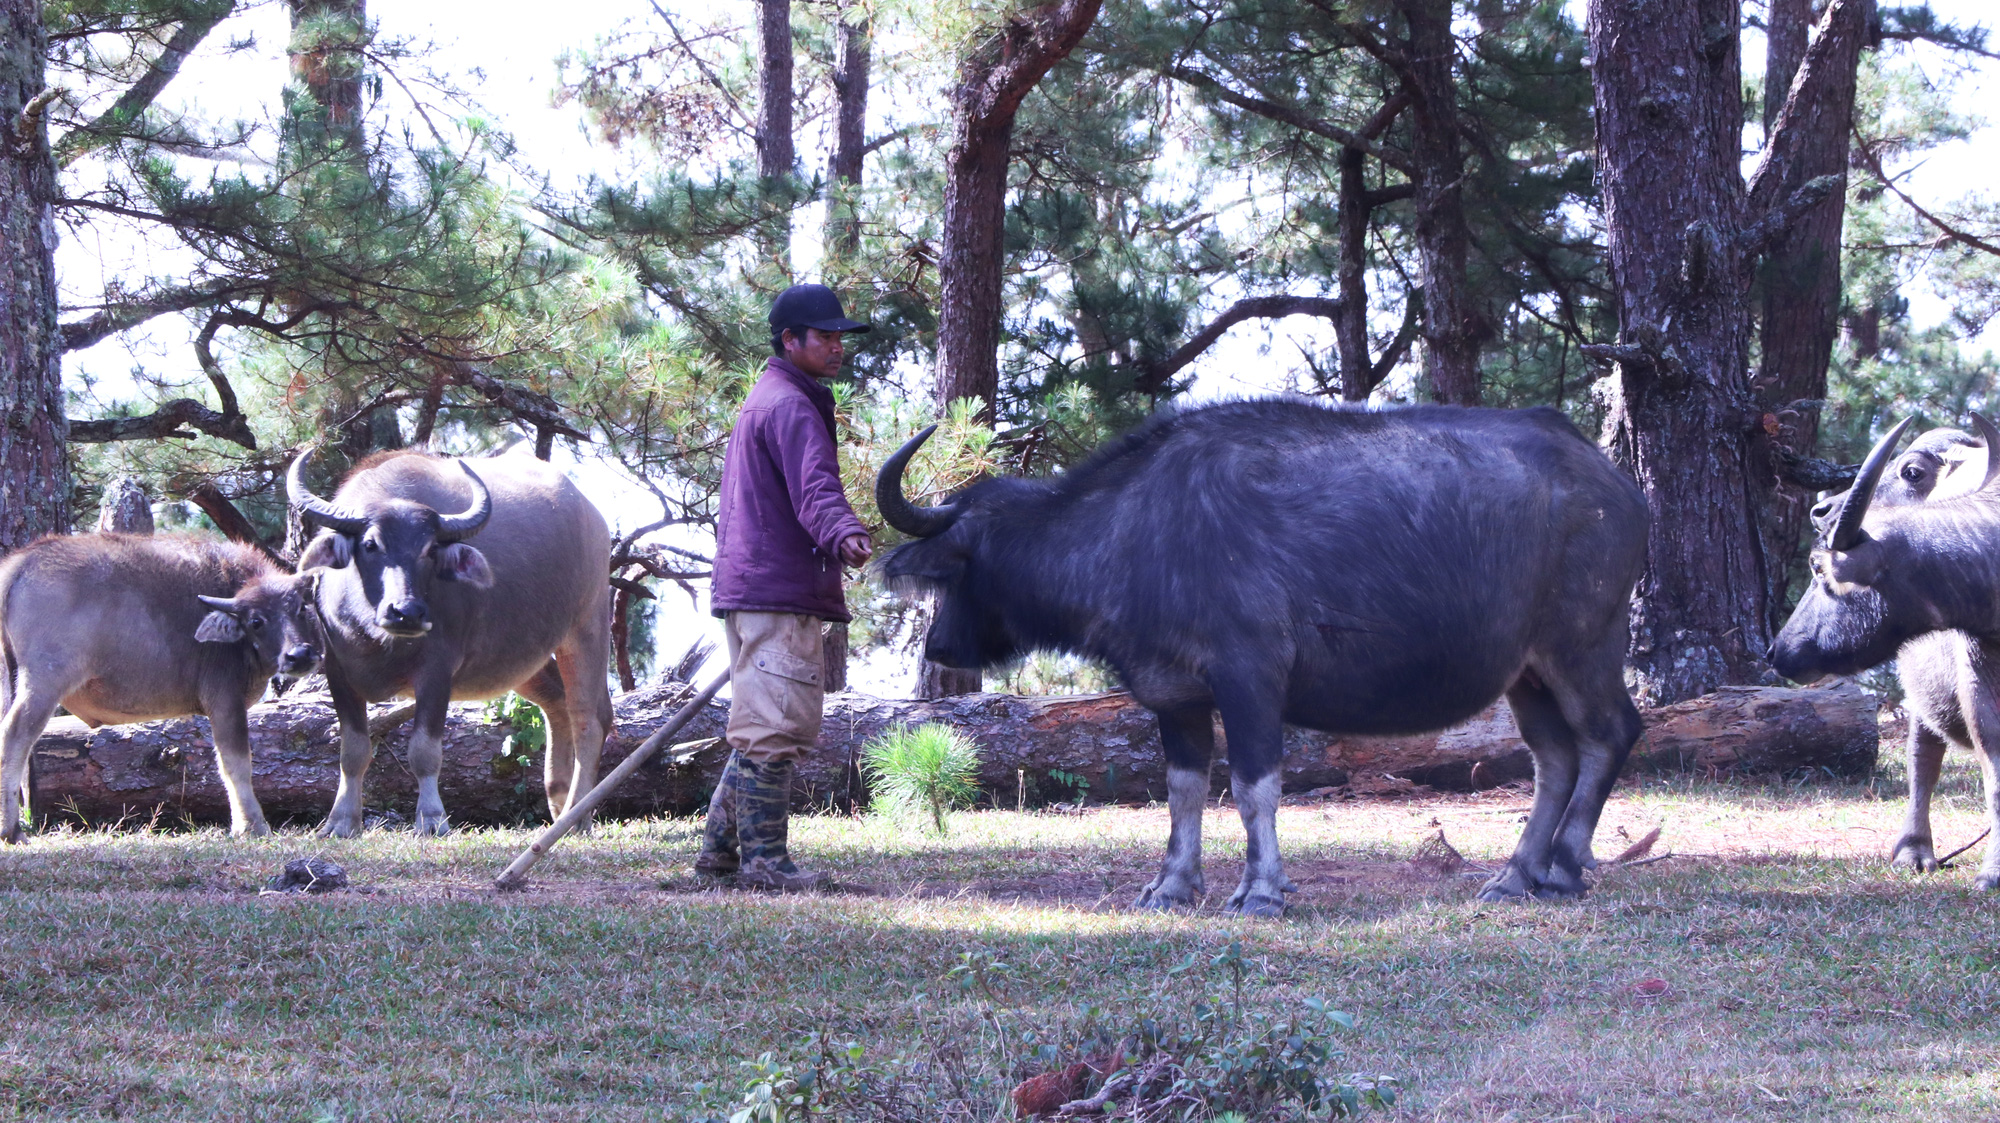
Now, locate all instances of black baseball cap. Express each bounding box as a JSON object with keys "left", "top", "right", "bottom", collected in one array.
[{"left": 768, "top": 284, "right": 872, "bottom": 335}]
